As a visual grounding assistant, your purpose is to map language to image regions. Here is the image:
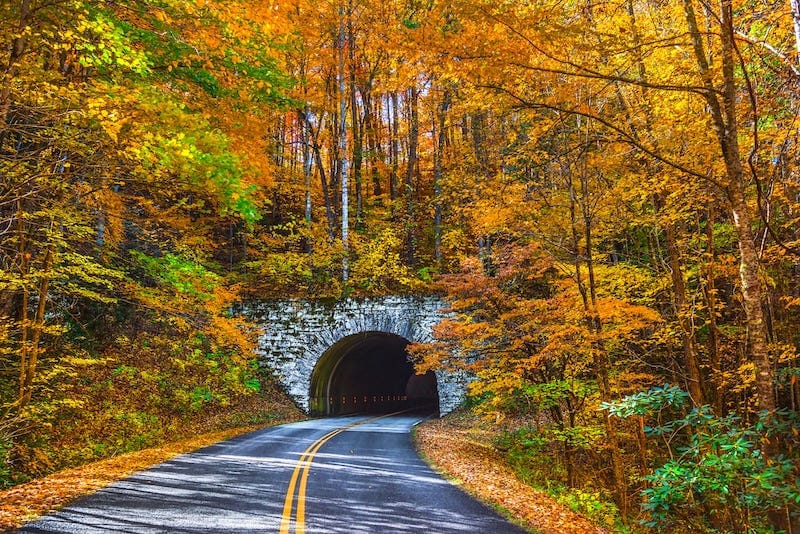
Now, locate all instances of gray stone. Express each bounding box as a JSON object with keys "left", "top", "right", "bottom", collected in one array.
[{"left": 239, "top": 296, "right": 465, "bottom": 415}]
